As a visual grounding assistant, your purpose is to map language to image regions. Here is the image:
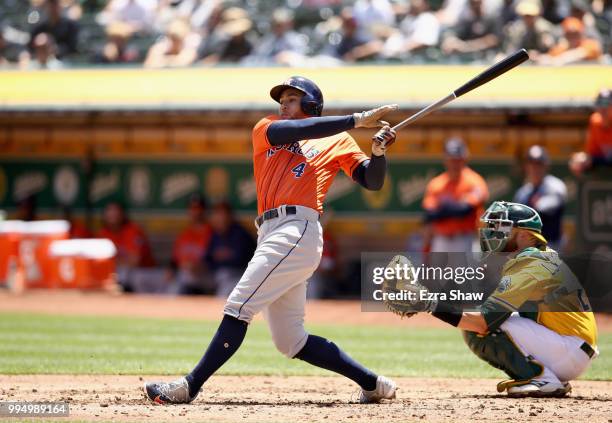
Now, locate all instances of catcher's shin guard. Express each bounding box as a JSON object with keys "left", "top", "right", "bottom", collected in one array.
[{"left": 462, "top": 330, "right": 543, "bottom": 382}]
